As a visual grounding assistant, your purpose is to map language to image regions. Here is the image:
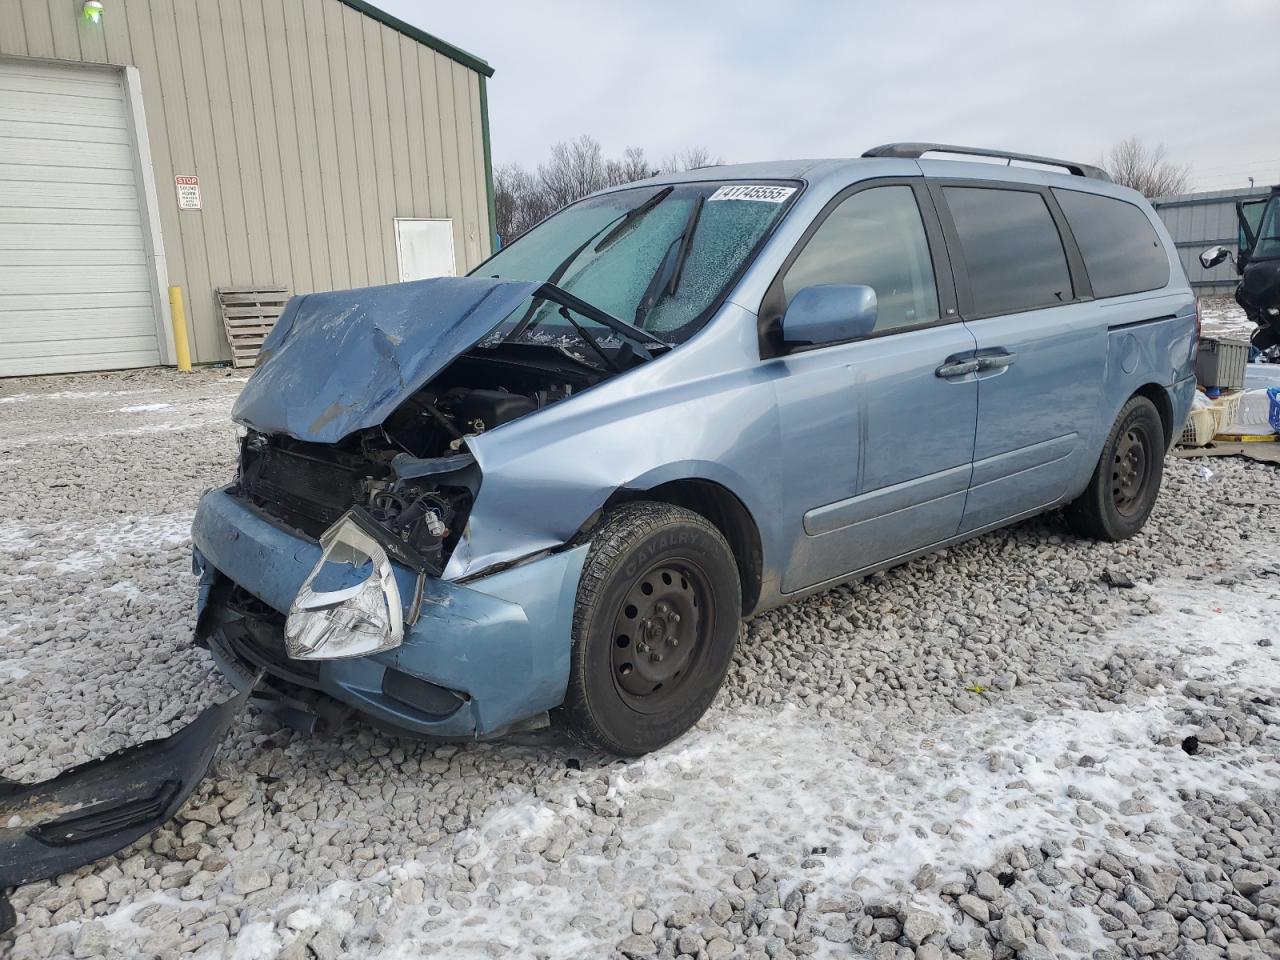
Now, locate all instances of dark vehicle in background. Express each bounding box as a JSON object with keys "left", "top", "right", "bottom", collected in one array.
[{"left": 1201, "top": 185, "right": 1280, "bottom": 352}]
